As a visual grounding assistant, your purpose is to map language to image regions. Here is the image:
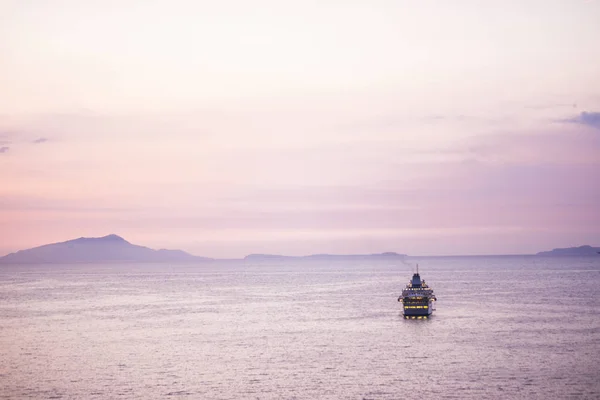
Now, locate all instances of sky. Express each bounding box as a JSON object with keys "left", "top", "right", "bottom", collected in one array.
[{"left": 1, "top": 0, "right": 600, "bottom": 258}]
